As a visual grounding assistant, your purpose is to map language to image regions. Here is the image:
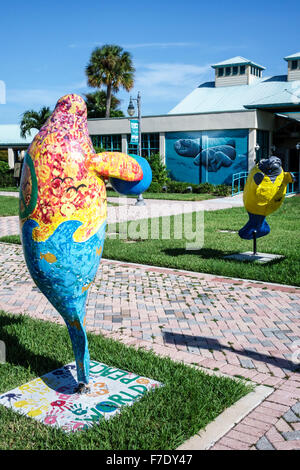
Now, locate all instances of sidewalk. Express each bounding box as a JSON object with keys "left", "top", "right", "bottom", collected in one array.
[
  {"left": 0, "top": 192, "right": 244, "bottom": 237},
  {"left": 0, "top": 242, "right": 299, "bottom": 450}
]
